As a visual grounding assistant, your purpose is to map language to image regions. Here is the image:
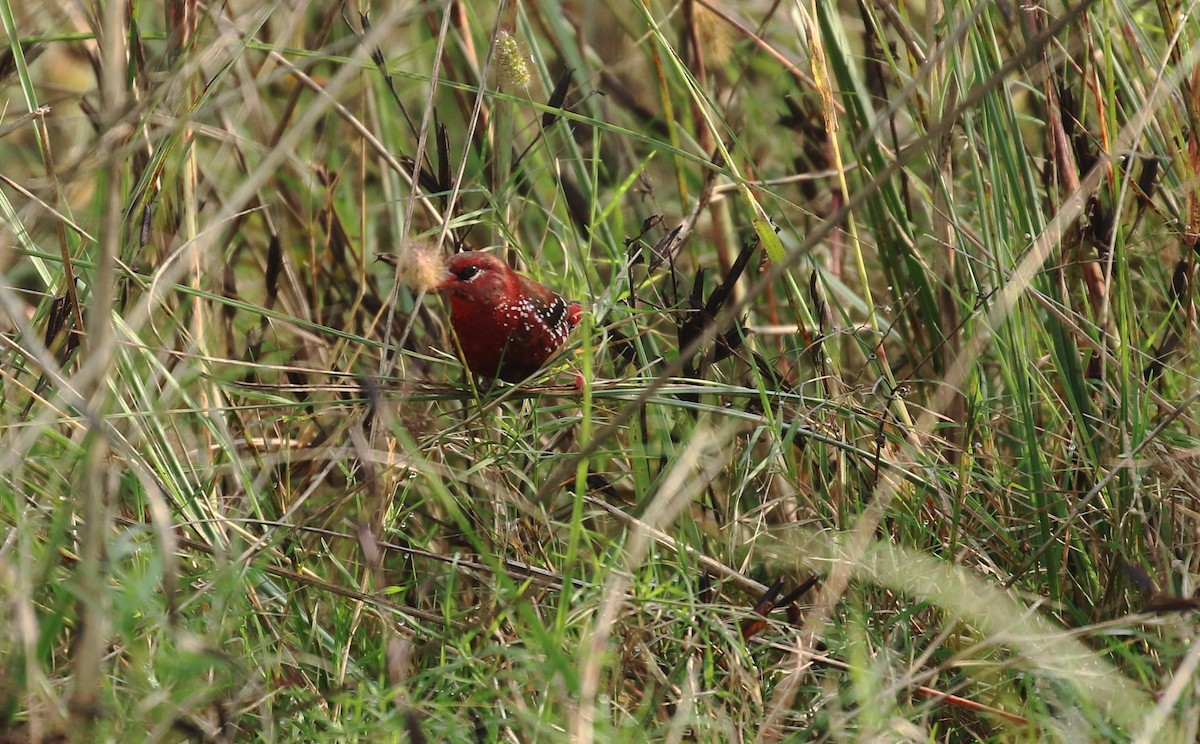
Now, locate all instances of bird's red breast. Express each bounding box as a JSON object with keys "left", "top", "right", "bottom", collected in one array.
[{"left": 437, "top": 251, "right": 582, "bottom": 382}]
